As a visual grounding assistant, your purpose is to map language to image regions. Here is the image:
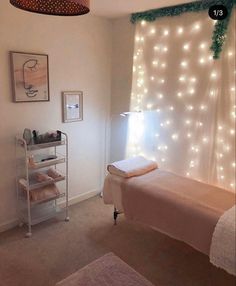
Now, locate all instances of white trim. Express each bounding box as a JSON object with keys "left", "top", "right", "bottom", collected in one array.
[
  {"left": 0, "top": 219, "right": 18, "bottom": 233},
  {"left": 0, "top": 189, "right": 101, "bottom": 233},
  {"left": 59, "top": 188, "right": 101, "bottom": 208}
]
